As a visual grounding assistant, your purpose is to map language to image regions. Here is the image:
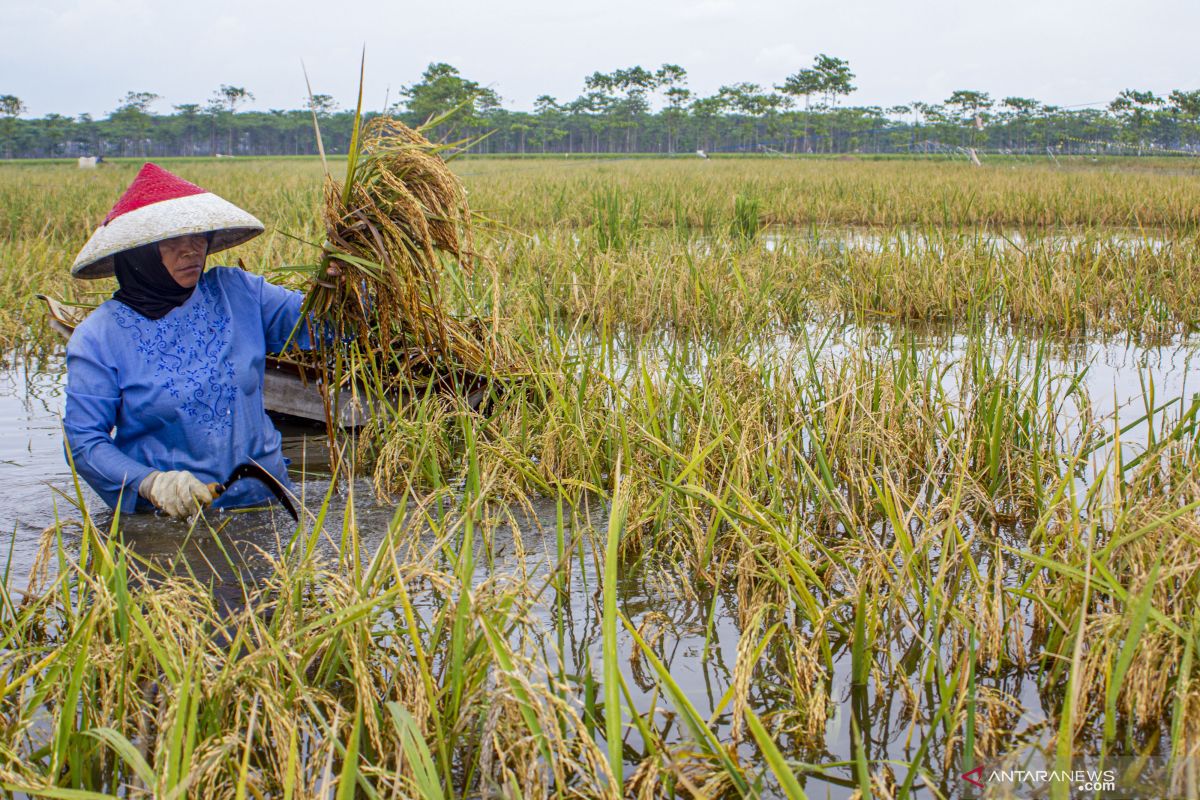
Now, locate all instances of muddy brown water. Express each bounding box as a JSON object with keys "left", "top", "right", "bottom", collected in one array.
[{"left": 2, "top": 330, "right": 1196, "bottom": 798}]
